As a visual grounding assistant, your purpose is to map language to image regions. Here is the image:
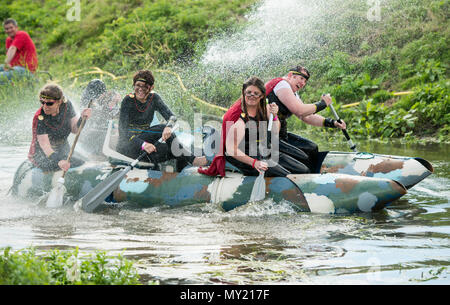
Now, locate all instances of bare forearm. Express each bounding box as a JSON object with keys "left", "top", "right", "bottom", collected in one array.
[
  {"left": 71, "top": 116, "right": 81, "bottom": 133},
  {"left": 4, "top": 46, "right": 17, "bottom": 65},
  {"left": 37, "top": 134, "right": 55, "bottom": 156},
  {"left": 226, "top": 137, "right": 254, "bottom": 166},
  {"left": 292, "top": 103, "right": 318, "bottom": 118},
  {"left": 301, "top": 114, "right": 326, "bottom": 127},
  {"left": 231, "top": 151, "right": 256, "bottom": 166}
]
